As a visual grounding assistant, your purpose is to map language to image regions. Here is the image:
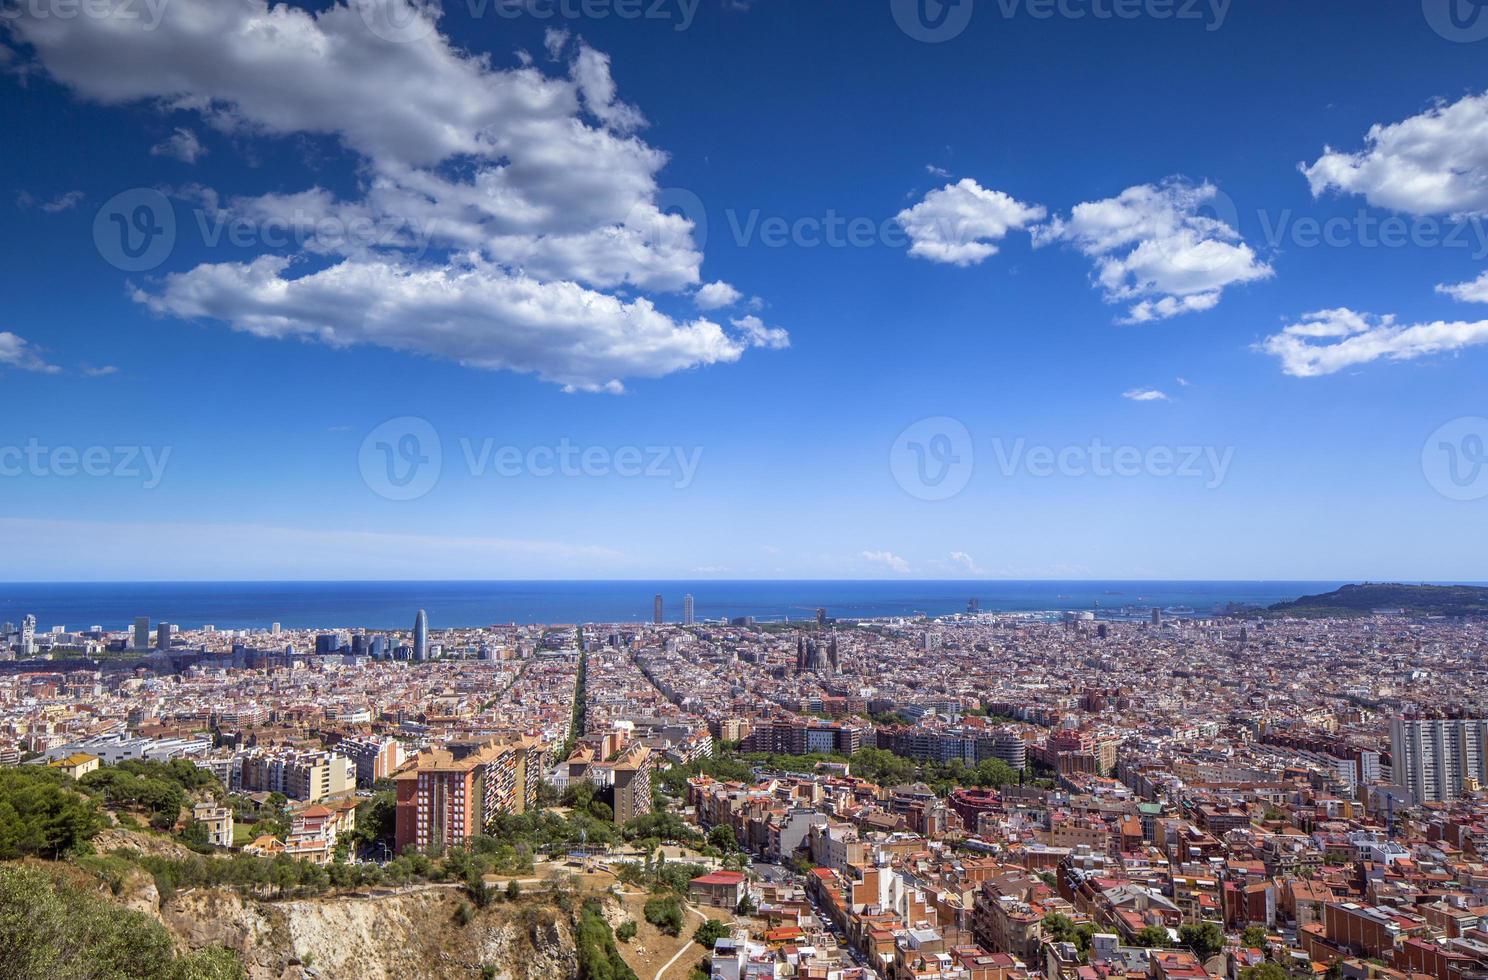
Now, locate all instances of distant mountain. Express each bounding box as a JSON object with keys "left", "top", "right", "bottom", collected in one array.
[{"left": 1264, "top": 583, "right": 1488, "bottom": 618}]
